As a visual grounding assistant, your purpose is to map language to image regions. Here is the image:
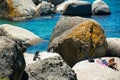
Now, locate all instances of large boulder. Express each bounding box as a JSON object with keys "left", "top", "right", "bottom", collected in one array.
[
  {"left": 56, "top": 1, "right": 91, "bottom": 16},
  {"left": 92, "top": 0, "right": 111, "bottom": 15},
  {"left": 0, "top": 24, "right": 42, "bottom": 47},
  {"left": 50, "top": 16, "right": 89, "bottom": 42},
  {"left": 35, "top": 1, "right": 55, "bottom": 16},
  {"left": 48, "top": 0, "right": 65, "bottom": 6},
  {"left": 25, "top": 53, "right": 77, "bottom": 80},
  {"left": 72, "top": 57, "right": 120, "bottom": 80},
  {"left": 48, "top": 20, "right": 107, "bottom": 66},
  {"left": 107, "top": 38, "right": 120, "bottom": 57},
  {"left": 0, "top": 0, "right": 36, "bottom": 21},
  {"left": 0, "top": 36, "right": 25, "bottom": 80}
]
